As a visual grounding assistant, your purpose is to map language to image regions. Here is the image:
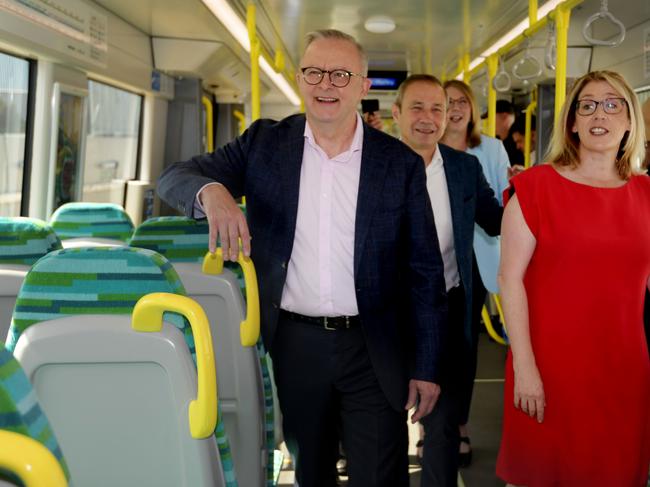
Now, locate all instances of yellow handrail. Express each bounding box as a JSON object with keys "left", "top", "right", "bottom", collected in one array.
[
  {"left": 201, "top": 96, "right": 214, "bottom": 153},
  {"left": 202, "top": 249, "right": 261, "bottom": 347},
  {"left": 132, "top": 293, "right": 217, "bottom": 439},
  {"left": 524, "top": 99, "right": 537, "bottom": 168},
  {"left": 481, "top": 305, "right": 507, "bottom": 345},
  {"left": 0, "top": 431, "right": 67, "bottom": 487},
  {"left": 492, "top": 293, "right": 506, "bottom": 328}
]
